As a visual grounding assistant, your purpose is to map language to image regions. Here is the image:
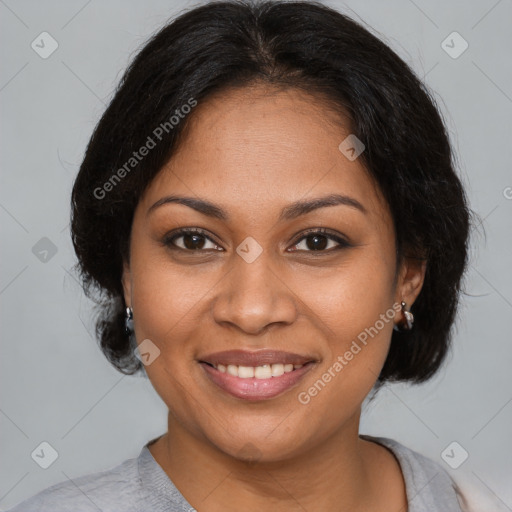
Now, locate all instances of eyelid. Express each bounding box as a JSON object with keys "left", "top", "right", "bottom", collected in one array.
[
  {"left": 163, "top": 227, "right": 222, "bottom": 250},
  {"left": 288, "top": 228, "right": 351, "bottom": 252},
  {"left": 290, "top": 227, "right": 348, "bottom": 243},
  {"left": 163, "top": 227, "right": 351, "bottom": 253}
]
